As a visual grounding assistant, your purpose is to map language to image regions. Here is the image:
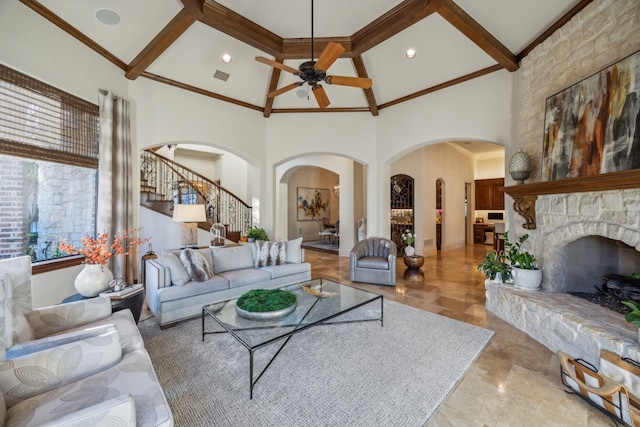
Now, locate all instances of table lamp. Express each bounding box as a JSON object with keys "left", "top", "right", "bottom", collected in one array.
[{"left": 173, "top": 204, "right": 206, "bottom": 248}]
